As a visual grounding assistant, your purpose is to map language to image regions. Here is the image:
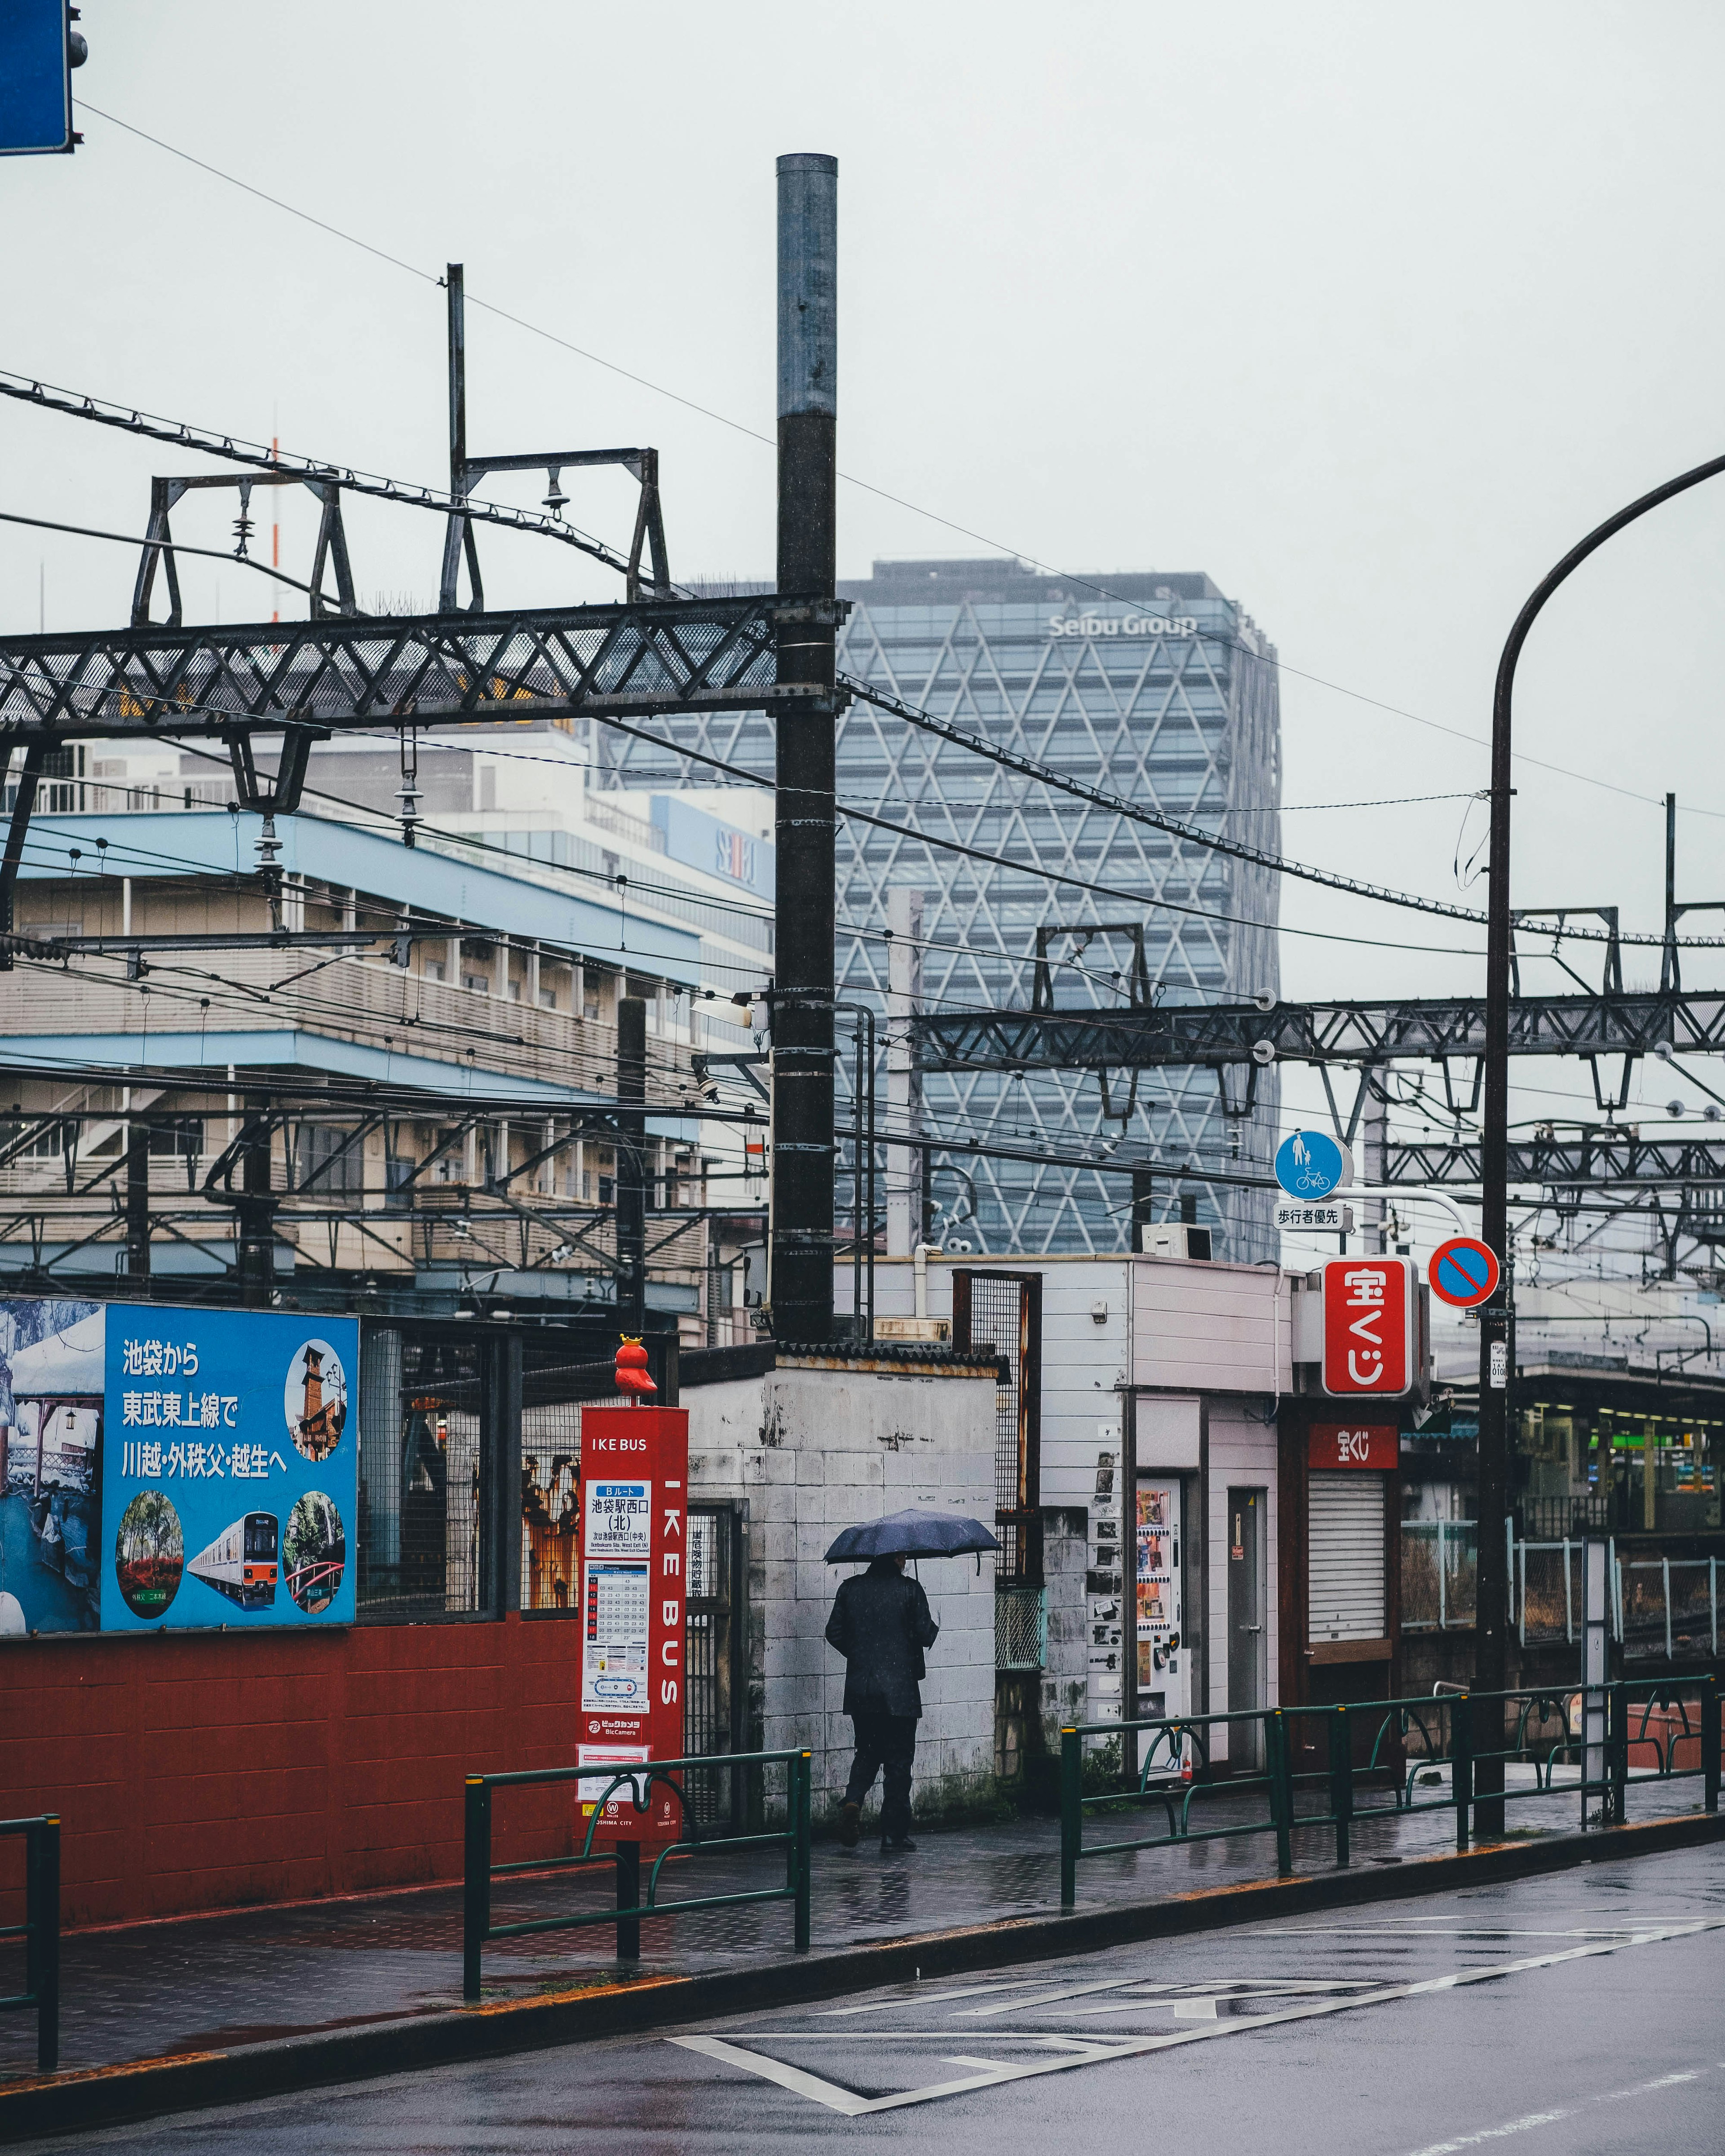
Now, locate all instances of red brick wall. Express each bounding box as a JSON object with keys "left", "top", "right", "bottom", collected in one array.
[{"left": 0, "top": 1616, "right": 582, "bottom": 1927}]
